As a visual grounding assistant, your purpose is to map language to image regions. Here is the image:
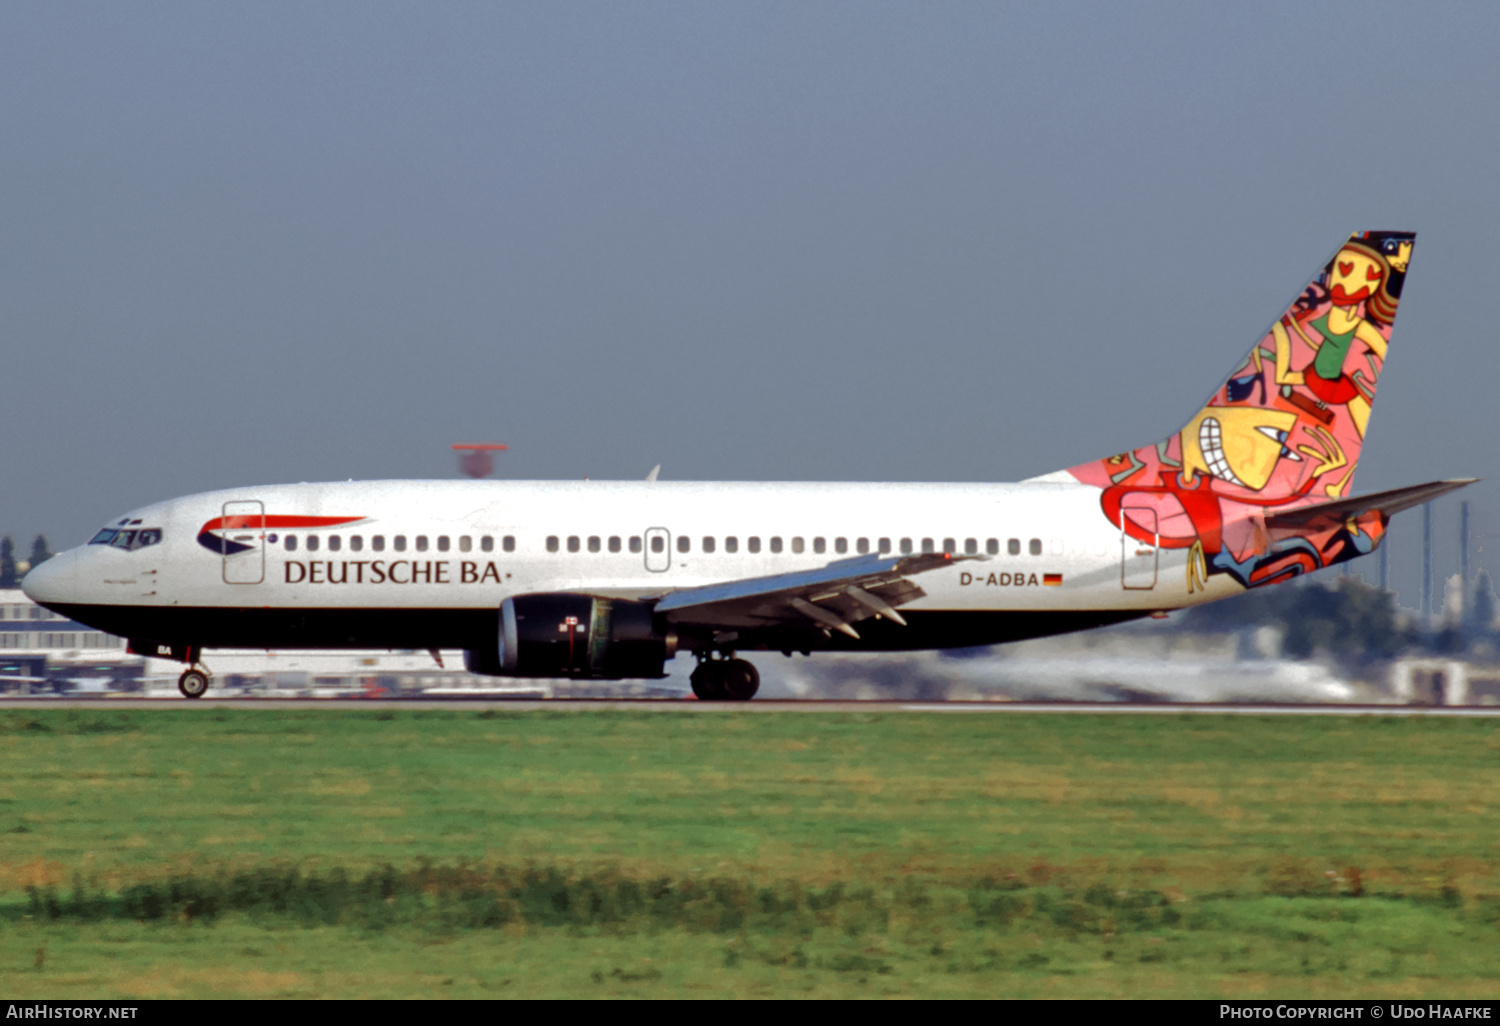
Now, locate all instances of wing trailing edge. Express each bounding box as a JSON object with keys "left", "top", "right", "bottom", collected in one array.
[{"left": 654, "top": 552, "right": 978, "bottom": 637}]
